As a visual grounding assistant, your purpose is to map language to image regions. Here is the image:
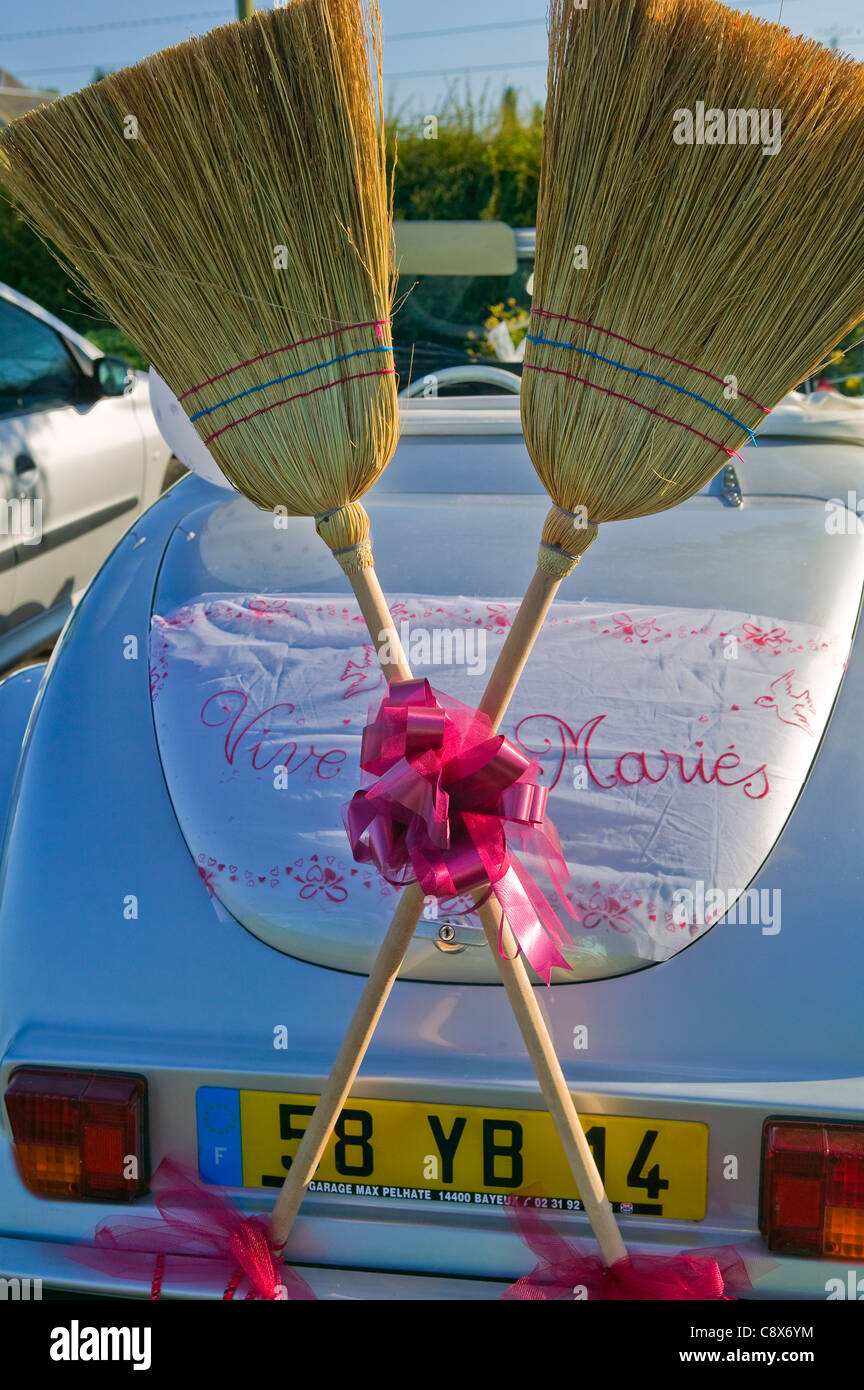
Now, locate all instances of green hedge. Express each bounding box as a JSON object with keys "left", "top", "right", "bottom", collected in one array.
[
  {"left": 0, "top": 189, "right": 150, "bottom": 367},
  {"left": 390, "top": 88, "right": 542, "bottom": 226},
  {"left": 0, "top": 193, "right": 75, "bottom": 320}
]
